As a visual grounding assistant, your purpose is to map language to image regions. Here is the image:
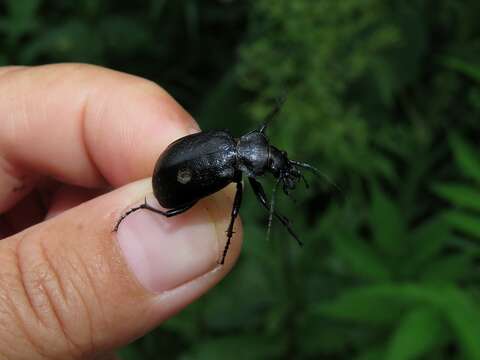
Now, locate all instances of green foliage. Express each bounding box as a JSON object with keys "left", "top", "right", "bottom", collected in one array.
[
  {"left": 317, "top": 284, "right": 480, "bottom": 359},
  {"left": 0, "top": 0, "right": 247, "bottom": 108},
  {"left": 2, "top": 0, "right": 480, "bottom": 359},
  {"left": 435, "top": 135, "right": 480, "bottom": 241},
  {"left": 386, "top": 307, "right": 444, "bottom": 360}
]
